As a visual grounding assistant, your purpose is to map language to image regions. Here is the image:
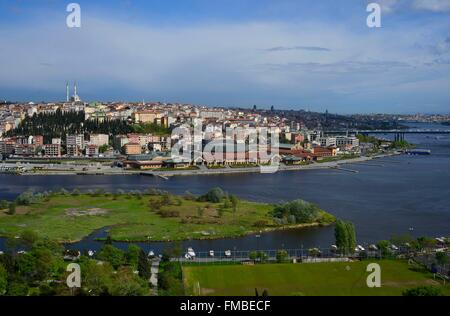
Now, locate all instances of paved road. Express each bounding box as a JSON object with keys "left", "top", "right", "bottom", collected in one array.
[{"left": 150, "top": 259, "right": 160, "bottom": 296}]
